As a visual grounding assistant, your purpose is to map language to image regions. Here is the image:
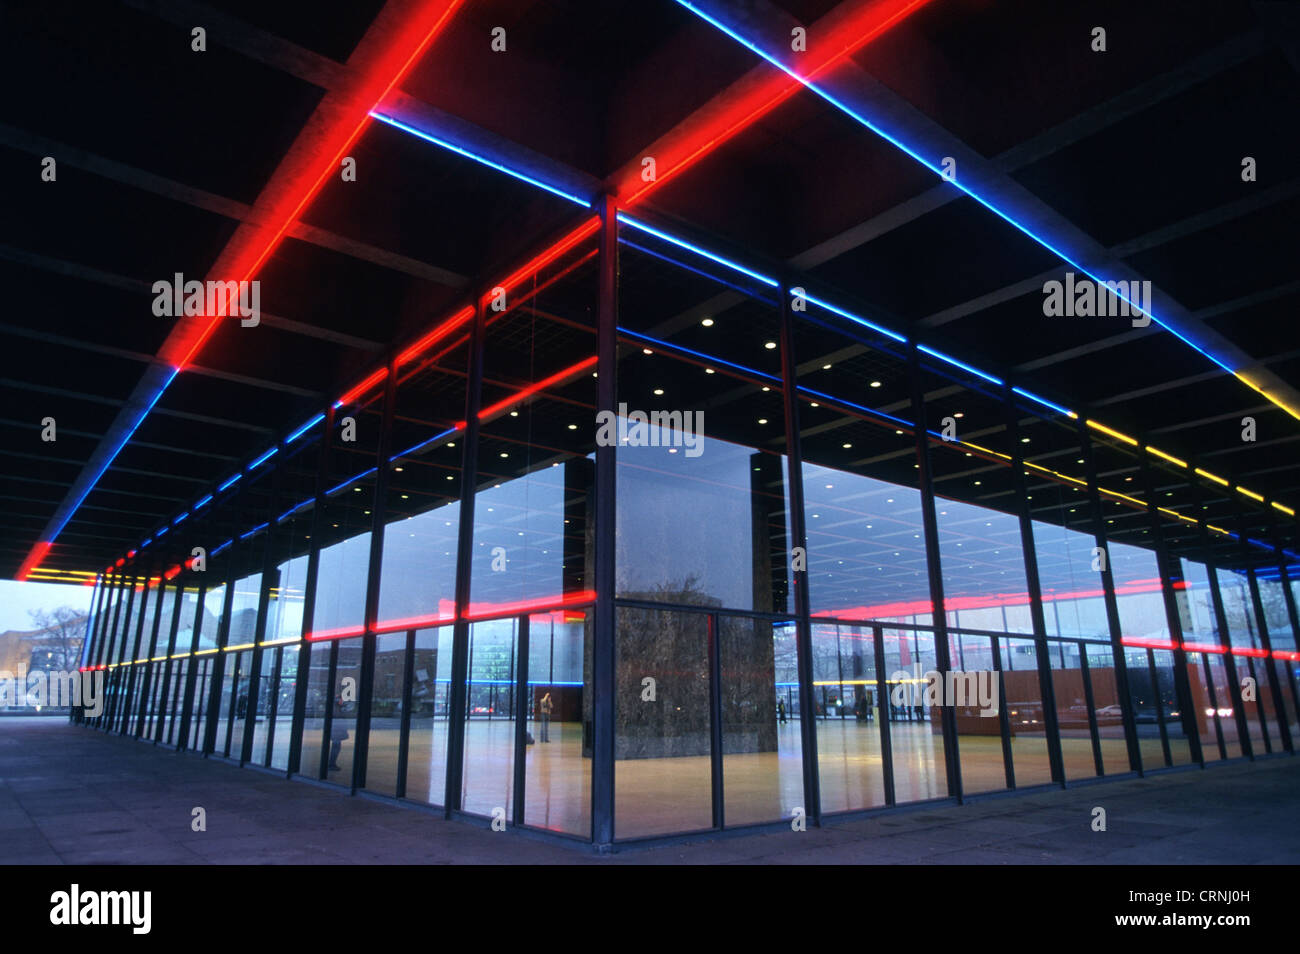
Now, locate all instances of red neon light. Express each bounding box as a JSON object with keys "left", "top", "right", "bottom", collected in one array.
[
  {"left": 15, "top": 540, "right": 52, "bottom": 581},
  {"left": 495, "top": 218, "right": 601, "bottom": 295},
  {"left": 617, "top": 0, "right": 936, "bottom": 205},
  {"left": 304, "top": 624, "right": 367, "bottom": 643},
  {"left": 397, "top": 305, "right": 475, "bottom": 366},
  {"left": 1230, "top": 646, "right": 1269, "bottom": 658},
  {"left": 463, "top": 590, "right": 596, "bottom": 622},
  {"left": 471, "top": 355, "right": 598, "bottom": 425},
  {"left": 1121, "top": 637, "right": 1179, "bottom": 651},
  {"left": 170, "top": 0, "right": 466, "bottom": 371},
  {"left": 339, "top": 368, "right": 389, "bottom": 407},
  {"left": 1274, "top": 649, "right": 1300, "bottom": 661},
  {"left": 164, "top": 564, "right": 182, "bottom": 581},
  {"left": 373, "top": 604, "right": 457, "bottom": 634},
  {"left": 115, "top": 558, "right": 126, "bottom": 568},
  {"left": 1182, "top": 641, "right": 1227, "bottom": 655}
]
